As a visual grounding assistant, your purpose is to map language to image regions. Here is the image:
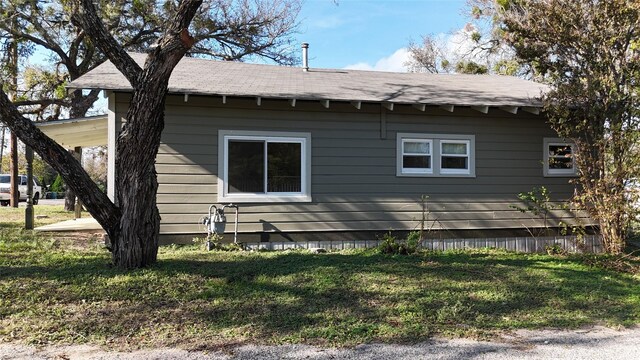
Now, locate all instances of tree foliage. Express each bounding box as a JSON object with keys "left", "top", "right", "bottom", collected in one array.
[
  {"left": 0, "top": 144, "right": 54, "bottom": 182},
  {"left": 502, "top": 0, "right": 640, "bottom": 254},
  {"left": 0, "top": 0, "right": 300, "bottom": 119},
  {"left": 405, "top": 0, "right": 523, "bottom": 75}
]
